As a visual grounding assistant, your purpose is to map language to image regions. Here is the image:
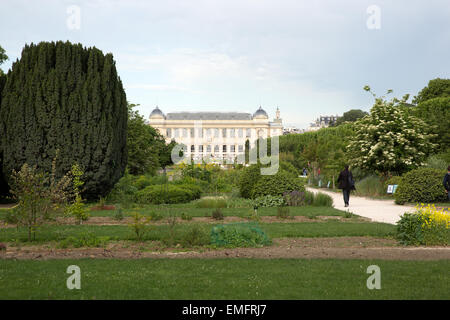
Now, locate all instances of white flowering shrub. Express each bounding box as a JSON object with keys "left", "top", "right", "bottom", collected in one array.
[{"left": 347, "top": 88, "right": 436, "bottom": 175}]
